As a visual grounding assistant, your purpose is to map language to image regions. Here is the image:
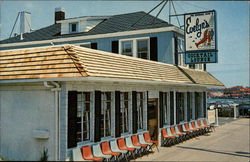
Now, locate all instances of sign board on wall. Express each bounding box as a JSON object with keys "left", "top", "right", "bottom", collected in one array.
[{"left": 184, "top": 10, "right": 218, "bottom": 64}]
